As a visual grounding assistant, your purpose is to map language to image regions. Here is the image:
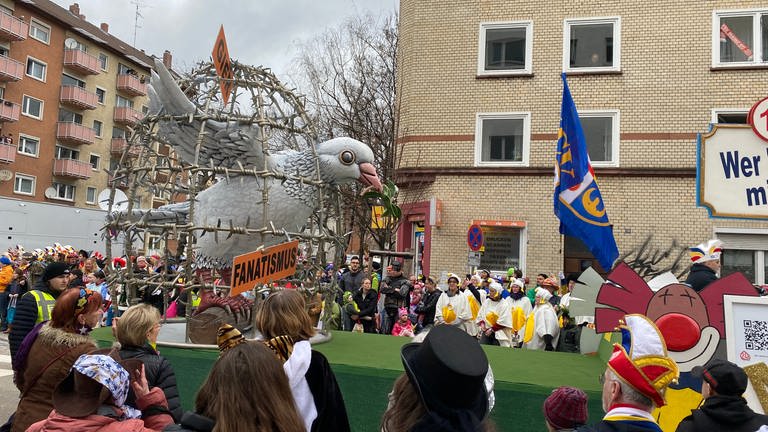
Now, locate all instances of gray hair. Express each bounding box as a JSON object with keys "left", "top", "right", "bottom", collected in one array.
[{"left": 607, "top": 370, "right": 653, "bottom": 409}]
